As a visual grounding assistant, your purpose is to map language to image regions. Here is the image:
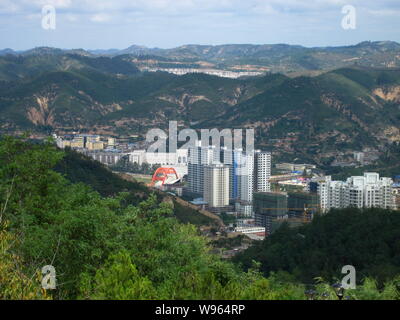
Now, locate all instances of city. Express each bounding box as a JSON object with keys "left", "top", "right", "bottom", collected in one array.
[
  {"left": 54, "top": 132, "right": 399, "bottom": 241},
  {"left": 1, "top": 0, "right": 400, "bottom": 307}
]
